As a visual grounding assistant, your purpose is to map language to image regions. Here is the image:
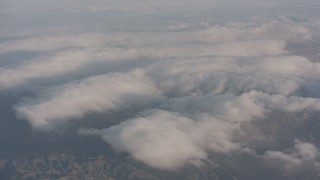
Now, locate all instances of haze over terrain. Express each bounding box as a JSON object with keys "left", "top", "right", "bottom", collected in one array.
[{"left": 1, "top": 0, "right": 320, "bottom": 179}]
